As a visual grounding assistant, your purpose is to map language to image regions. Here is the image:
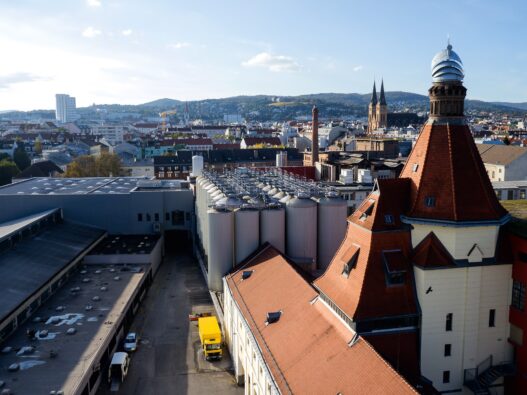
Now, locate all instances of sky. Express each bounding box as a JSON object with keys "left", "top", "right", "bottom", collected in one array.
[{"left": 0, "top": 0, "right": 526, "bottom": 111}]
